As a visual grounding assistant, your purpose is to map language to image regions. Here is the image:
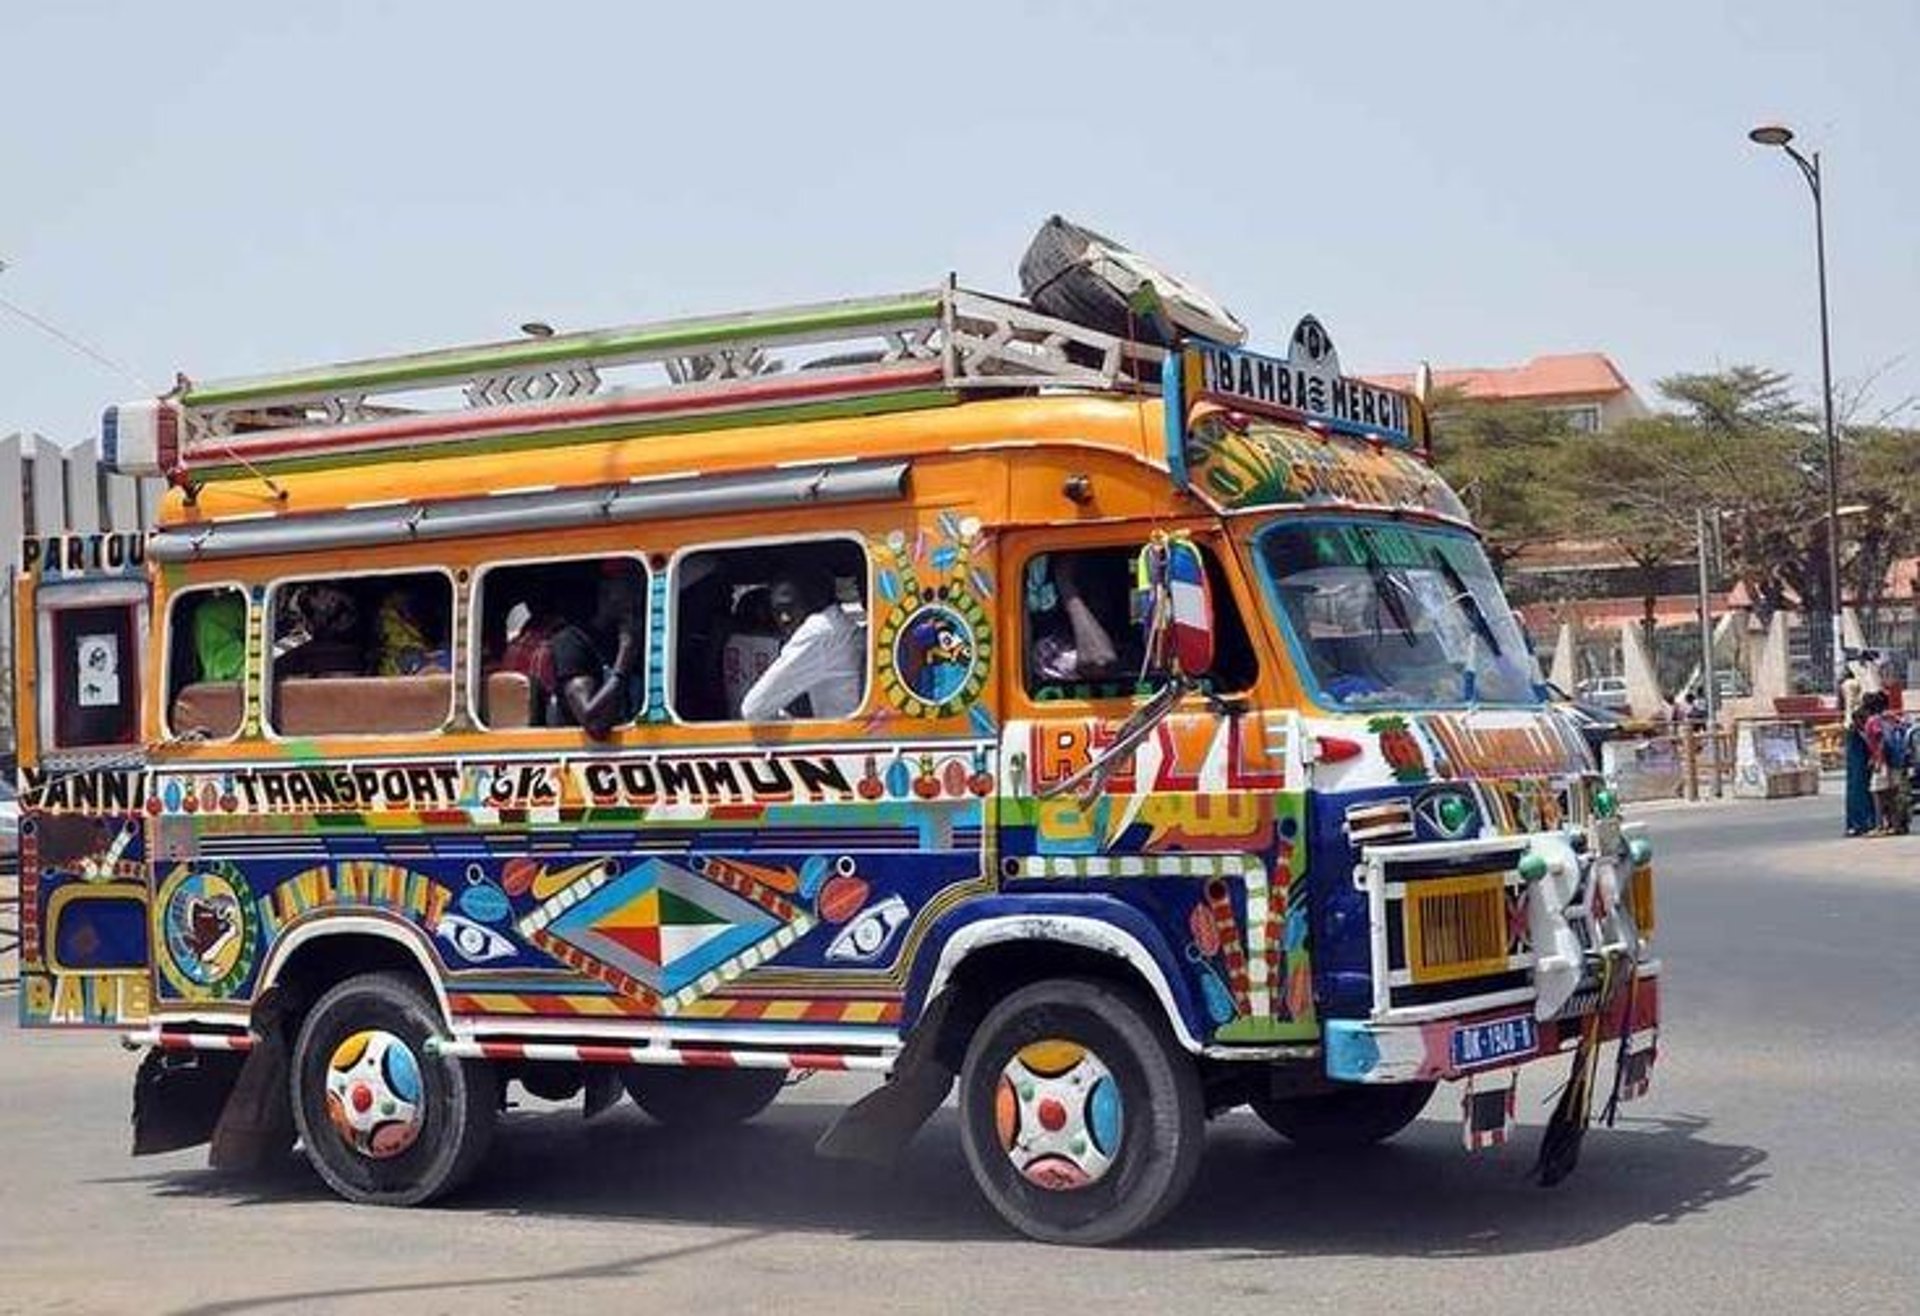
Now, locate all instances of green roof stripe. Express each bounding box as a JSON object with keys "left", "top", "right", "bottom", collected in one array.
[
  {"left": 182, "top": 290, "right": 946, "bottom": 407},
  {"left": 183, "top": 387, "right": 960, "bottom": 482}
]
